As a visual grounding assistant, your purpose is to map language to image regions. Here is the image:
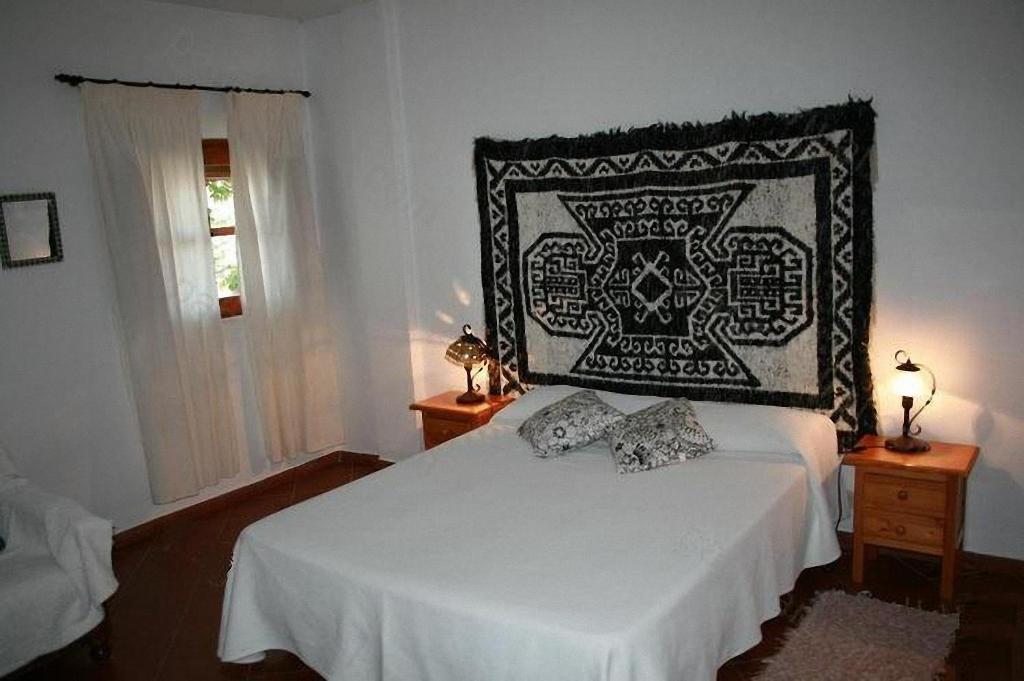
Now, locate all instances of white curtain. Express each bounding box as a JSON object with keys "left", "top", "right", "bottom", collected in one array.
[
  {"left": 228, "top": 93, "right": 343, "bottom": 461},
  {"left": 82, "top": 84, "right": 239, "bottom": 503}
]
